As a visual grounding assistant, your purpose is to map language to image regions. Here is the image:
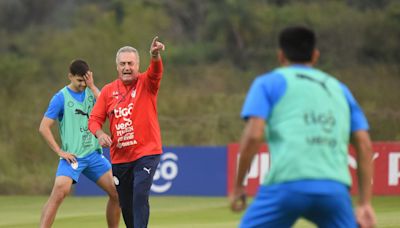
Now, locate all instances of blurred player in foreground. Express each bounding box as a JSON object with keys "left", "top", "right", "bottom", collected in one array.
[
  {"left": 39, "top": 59, "right": 120, "bottom": 228},
  {"left": 230, "top": 26, "right": 376, "bottom": 228}
]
